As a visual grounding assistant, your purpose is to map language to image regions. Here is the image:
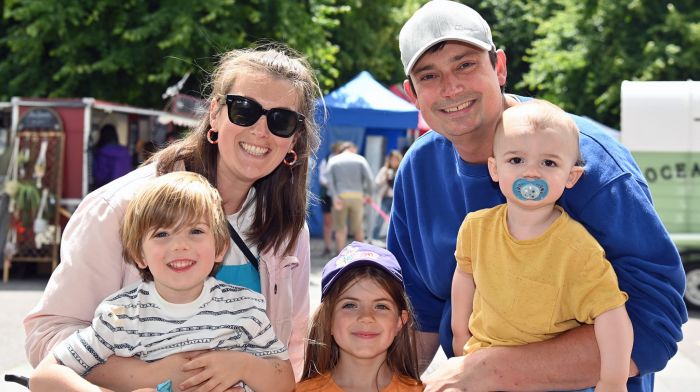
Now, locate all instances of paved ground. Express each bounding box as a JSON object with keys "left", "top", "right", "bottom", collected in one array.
[
  {"left": 2, "top": 238, "right": 699, "bottom": 391},
  {"left": 1, "top": 278, "right": 46, "bottom": 392}
]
